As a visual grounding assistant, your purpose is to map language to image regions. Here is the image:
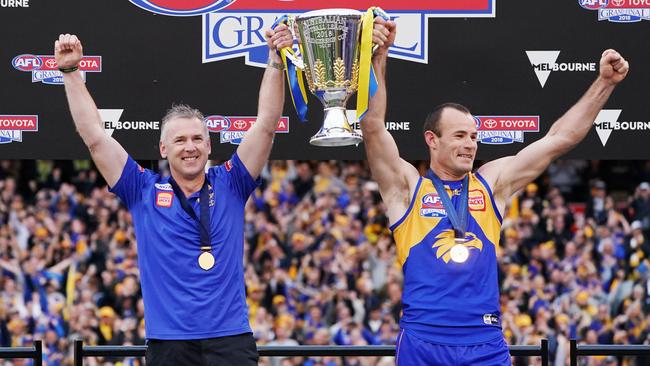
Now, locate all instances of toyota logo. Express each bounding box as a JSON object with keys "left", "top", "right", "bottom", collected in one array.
[
  {"left": 233, "top": 120, "right": 247, "bottom": 129},
  {"left": 484, "top": 119, "right": 498, "bottom": 129},
  {"left": 45, "top": 59, "right": 57, "bottom": 68},
  {"left": 612, "top": 0, "right": 625, "bottom": 6}
]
